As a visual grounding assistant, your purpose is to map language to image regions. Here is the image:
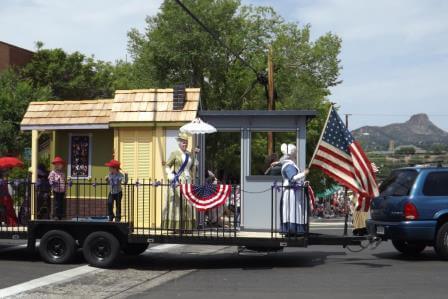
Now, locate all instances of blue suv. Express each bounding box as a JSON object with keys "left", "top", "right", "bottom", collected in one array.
[{"left": 367, "top": 166, "right": 448, "bottom": 258}]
